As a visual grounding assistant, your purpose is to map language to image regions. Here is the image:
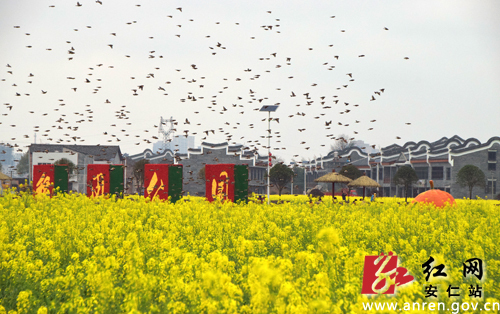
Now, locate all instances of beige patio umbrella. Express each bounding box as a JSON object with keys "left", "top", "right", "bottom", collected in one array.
[
  {"left": 0, "top": 172, "right": 11, "bottom": 180},
  {"left": 314, "top": 169, "right": 352, "bottom": 196},
  {"left": 348, "top": 174, "right": 381, "bottom": 199}
]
